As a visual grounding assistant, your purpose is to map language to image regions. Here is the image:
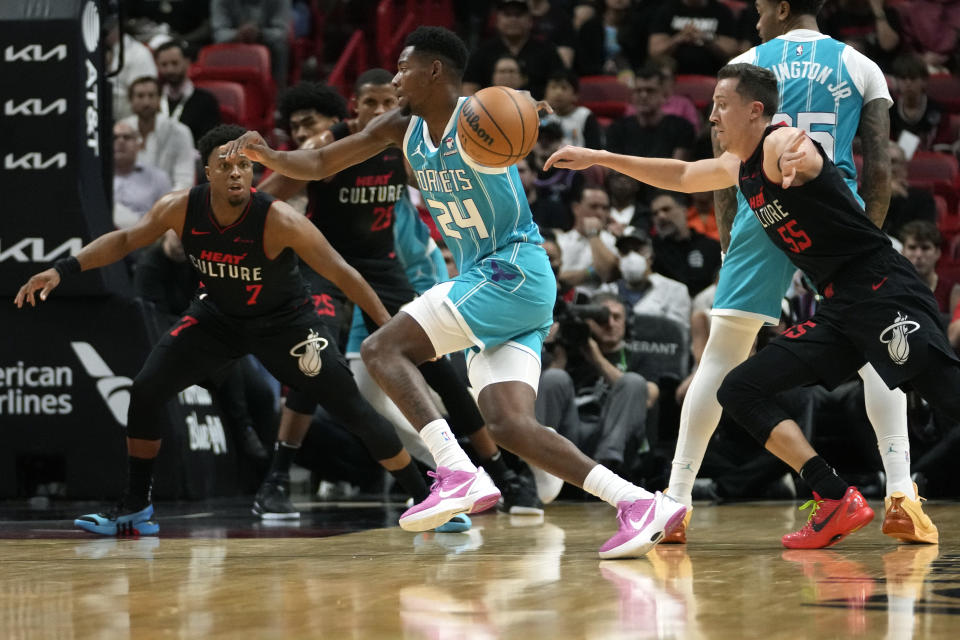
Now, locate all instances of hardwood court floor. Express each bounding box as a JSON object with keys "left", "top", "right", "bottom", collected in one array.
[{"left": 1, "top": 500, "right": 959, "bottom": 639}]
